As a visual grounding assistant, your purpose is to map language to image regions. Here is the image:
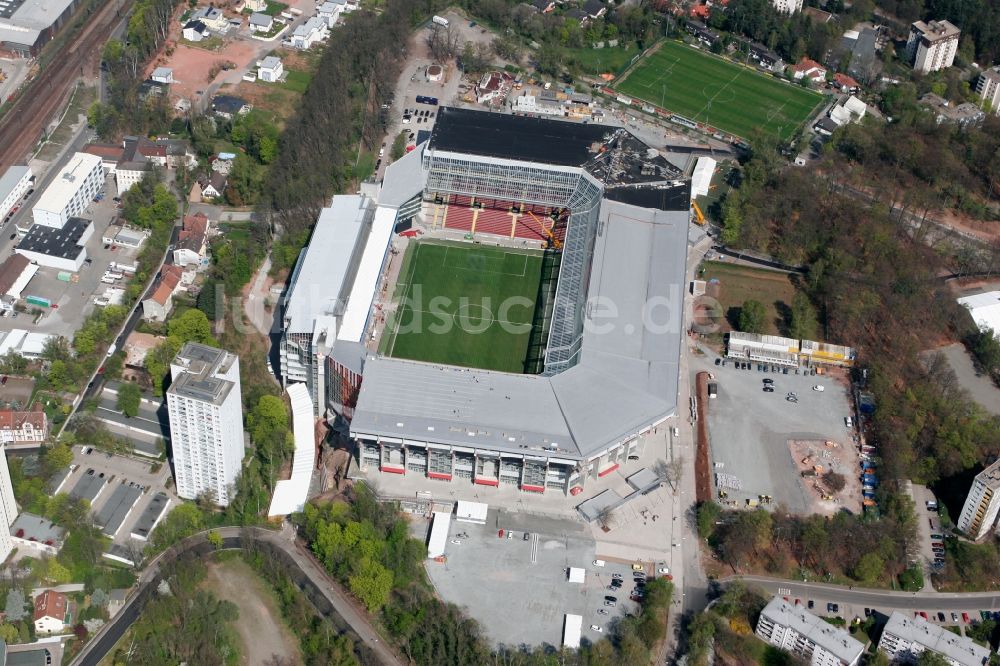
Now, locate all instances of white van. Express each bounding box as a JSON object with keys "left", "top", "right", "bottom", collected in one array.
[{"left": 592, "top": 559, "right": 605, "bottom": 567}]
